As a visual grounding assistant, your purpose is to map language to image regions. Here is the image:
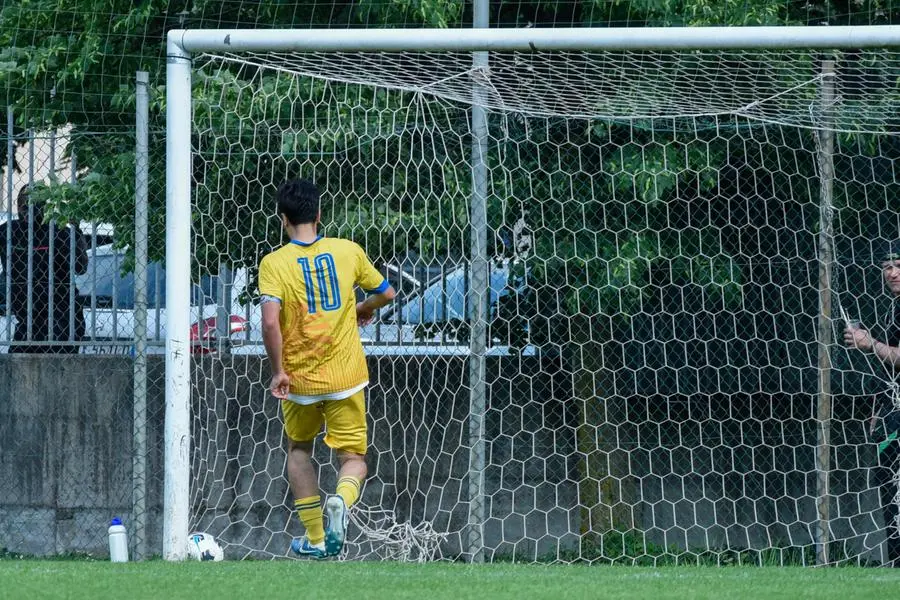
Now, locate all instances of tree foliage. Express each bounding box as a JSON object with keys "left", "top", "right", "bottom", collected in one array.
[{"left": 0, "top": 0, "right": 897, "bottom": 313}]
